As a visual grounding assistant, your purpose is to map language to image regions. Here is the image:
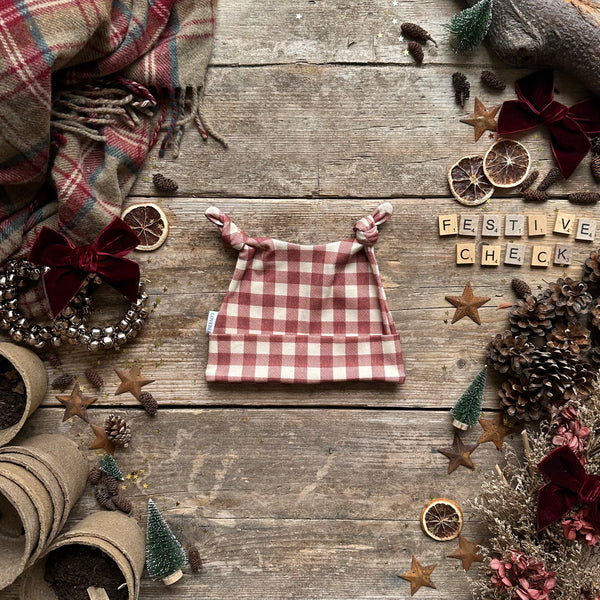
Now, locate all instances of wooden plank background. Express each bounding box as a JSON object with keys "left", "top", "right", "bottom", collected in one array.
[{"left": 1, "top": 1, "right": 598, "bottom": 598}]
